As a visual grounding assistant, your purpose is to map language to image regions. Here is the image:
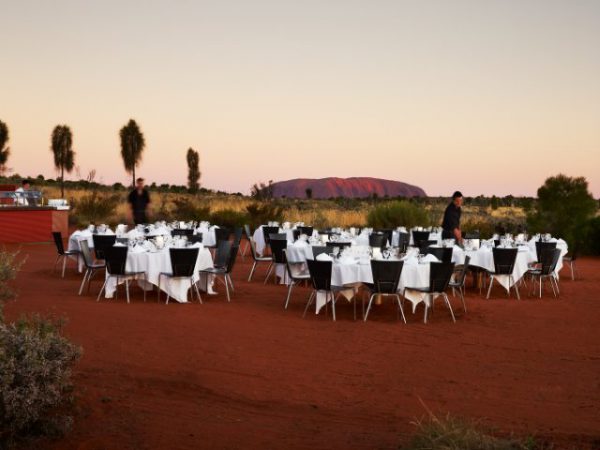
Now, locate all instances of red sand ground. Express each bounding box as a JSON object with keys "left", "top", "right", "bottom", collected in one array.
[{"left": 4, "top": 242, "right": 600, "bottom": 450}]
